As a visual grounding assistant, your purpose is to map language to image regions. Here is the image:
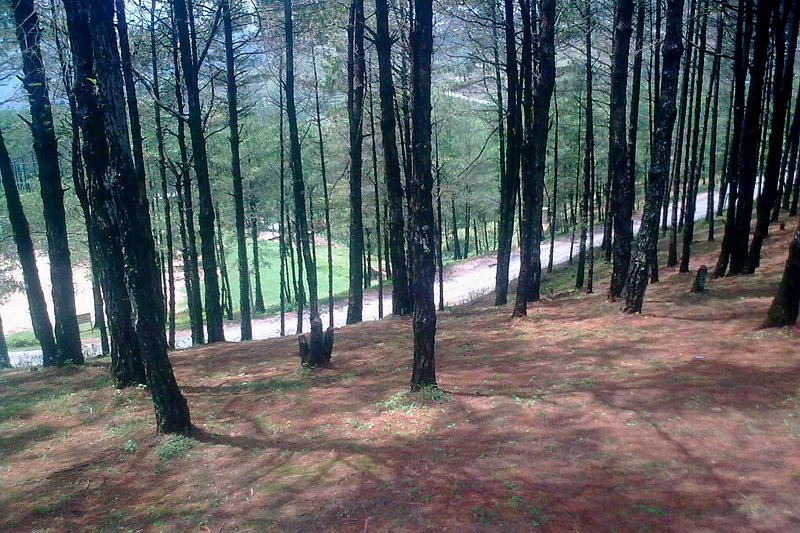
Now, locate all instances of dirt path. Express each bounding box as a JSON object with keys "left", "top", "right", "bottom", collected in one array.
[{"left": 9, "top": 193, "right": 709, "bottom": 365}]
